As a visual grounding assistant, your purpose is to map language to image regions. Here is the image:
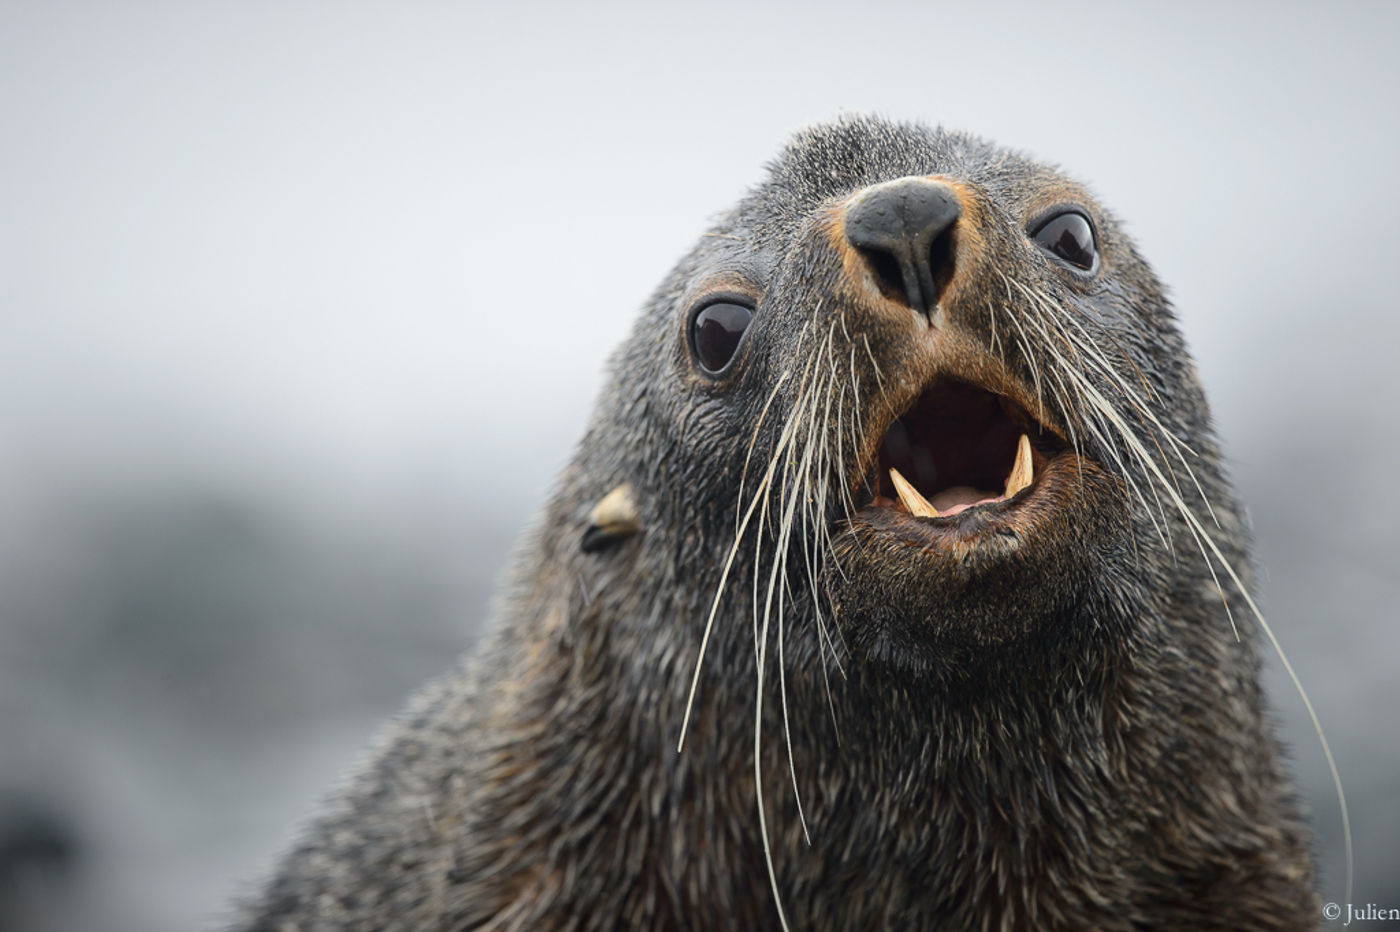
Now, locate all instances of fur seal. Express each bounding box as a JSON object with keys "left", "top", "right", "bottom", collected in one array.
[{"left": 236, "top": 116, "right": 1320, "bottom": 930}]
